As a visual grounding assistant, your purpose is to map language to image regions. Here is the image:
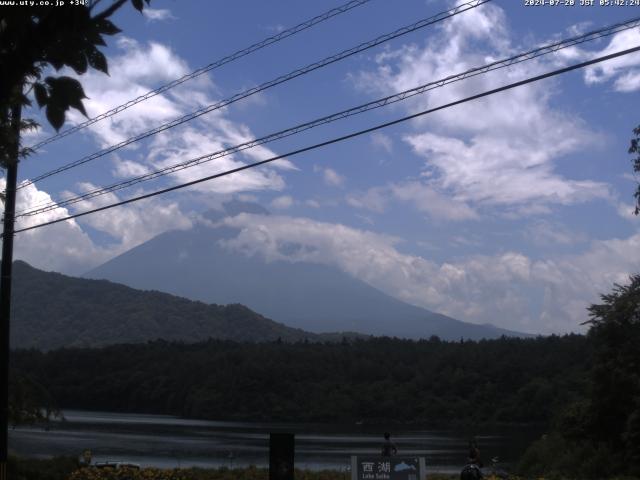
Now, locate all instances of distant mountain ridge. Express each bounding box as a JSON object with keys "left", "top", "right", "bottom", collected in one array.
[
  {"left": 11, "top": 260, "right": 321, "bottom": 350},
  {"left": 86, "top": 201, "right": 530, "bottom": 341}
]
